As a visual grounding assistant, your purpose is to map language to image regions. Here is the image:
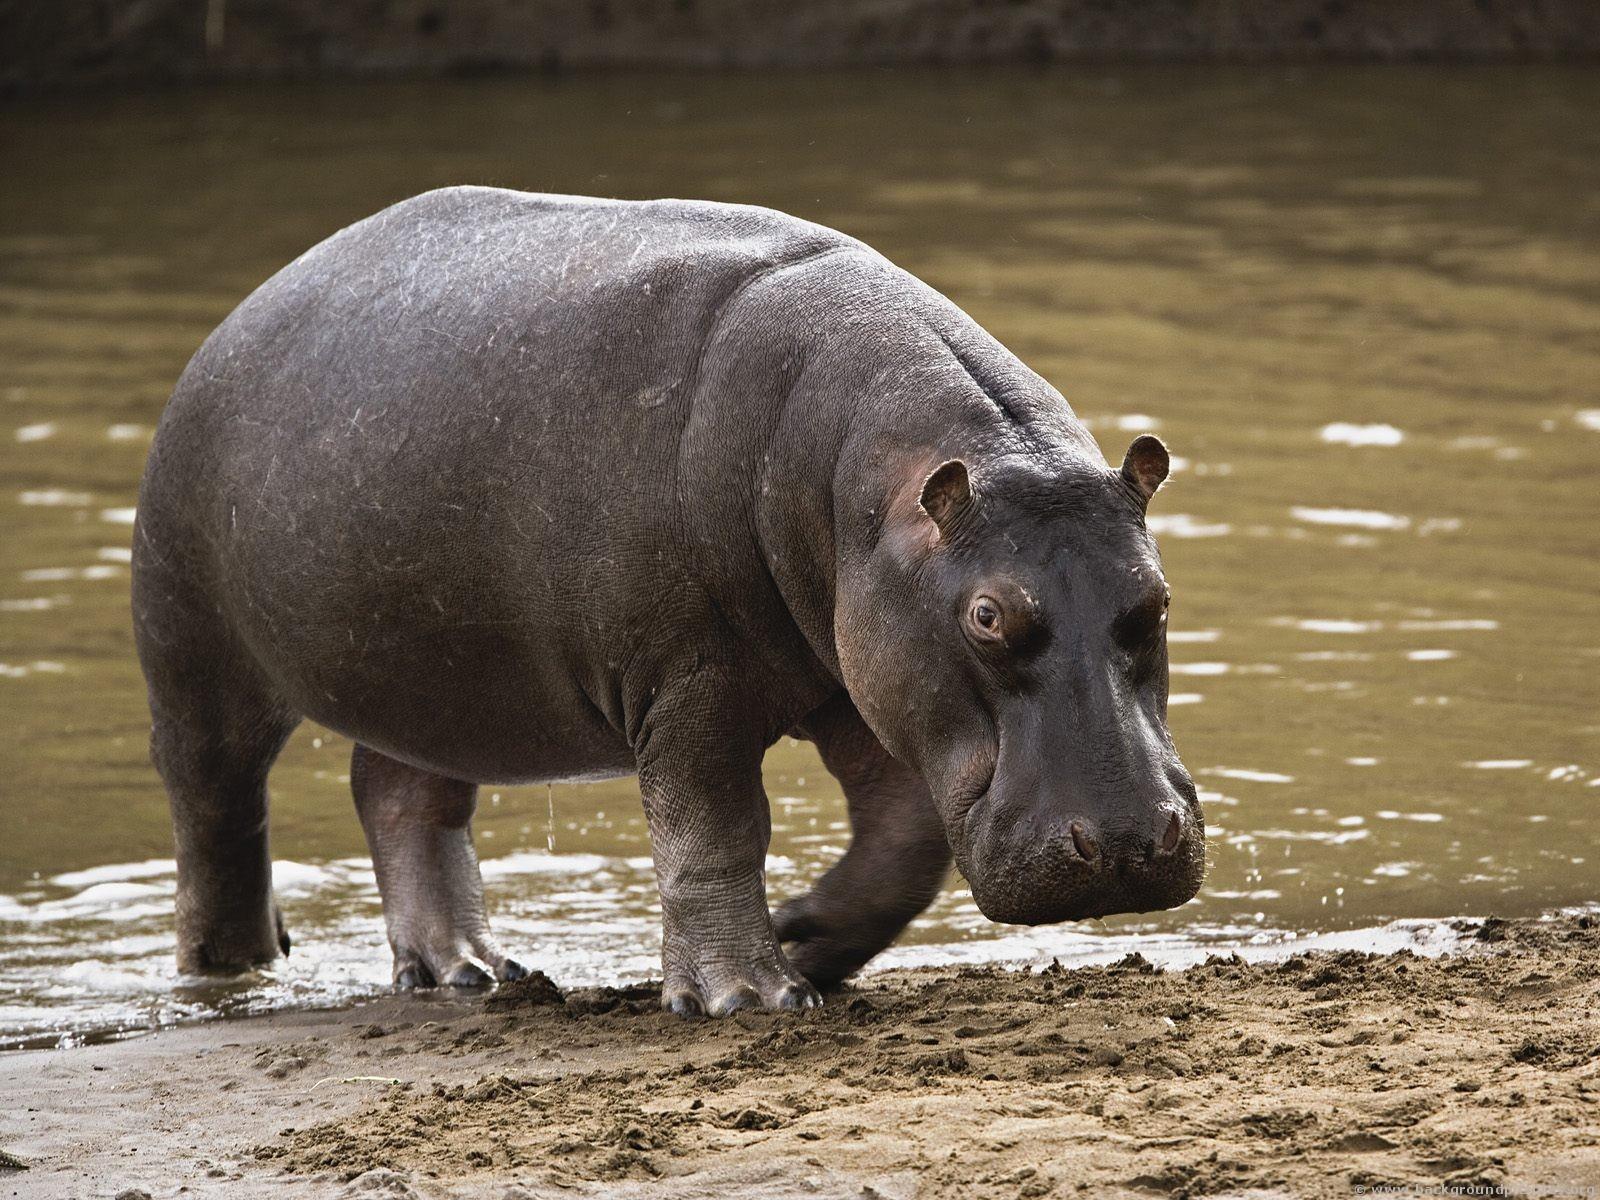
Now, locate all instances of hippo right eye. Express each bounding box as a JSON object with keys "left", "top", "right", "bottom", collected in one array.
[{"left": 1114, "top": 587, "right": 1169, "bottom": 653}]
